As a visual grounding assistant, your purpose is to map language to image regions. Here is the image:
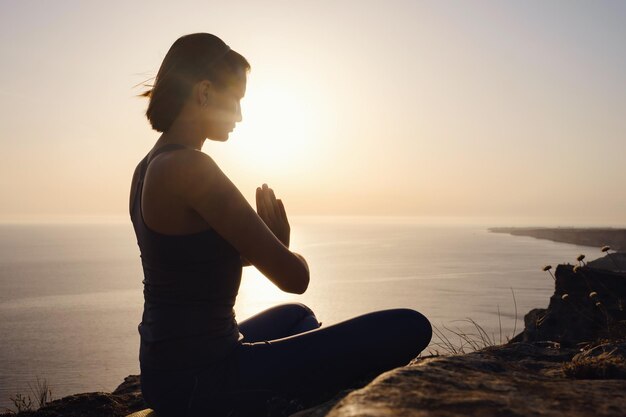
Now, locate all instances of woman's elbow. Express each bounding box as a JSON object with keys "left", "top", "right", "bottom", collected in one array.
[
  {"left": 294, "top": 274, "right": 310, "bottom": 294},
  {"left": 289, "top": 253, "right": 310, "bottom": 294},
  {"left": 284, "top": 269, "right": 309, "bottom": 294}
]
